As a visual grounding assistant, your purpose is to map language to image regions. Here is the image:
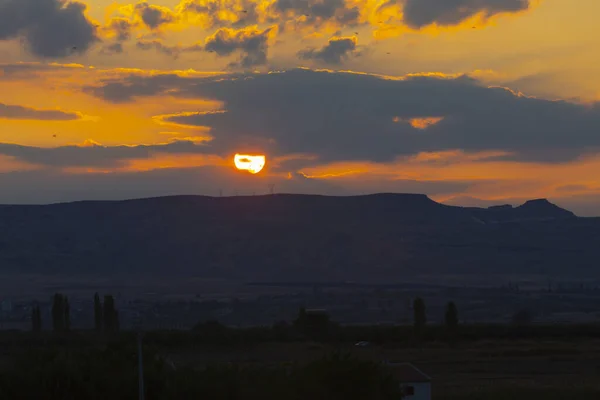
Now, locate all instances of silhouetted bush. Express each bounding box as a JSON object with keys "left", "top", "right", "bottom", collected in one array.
[{"left": 0, "top": 345, "right": 402, "bottom": 400}]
